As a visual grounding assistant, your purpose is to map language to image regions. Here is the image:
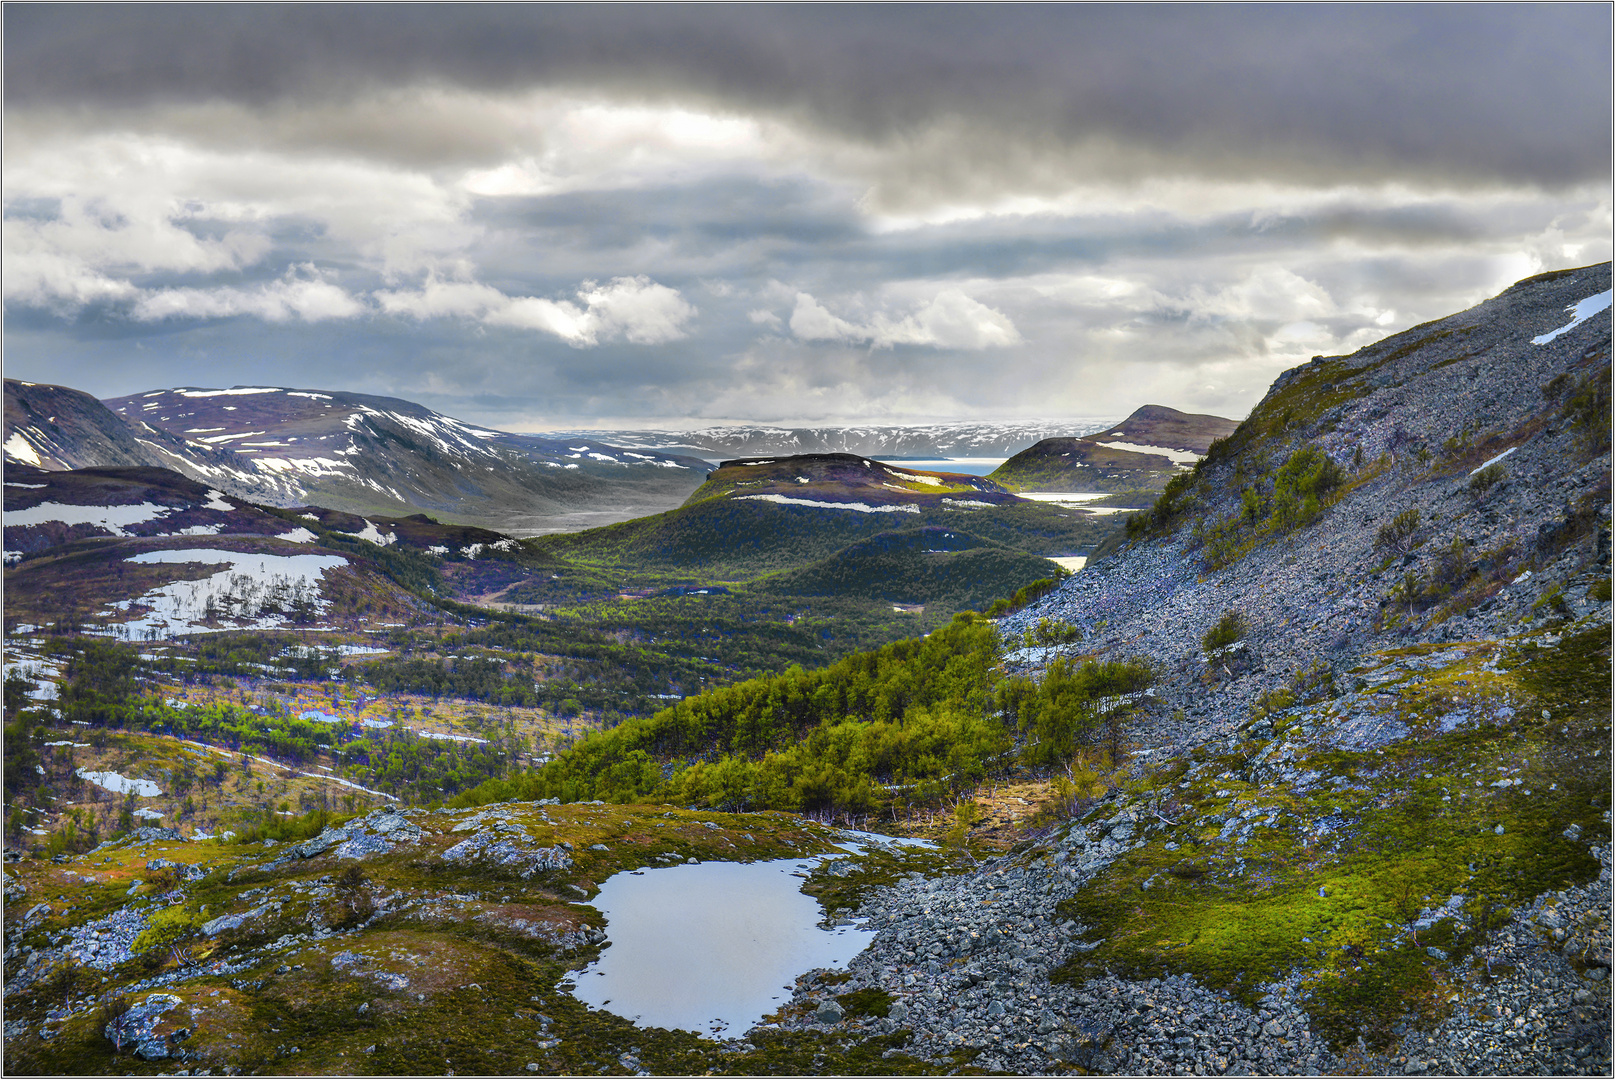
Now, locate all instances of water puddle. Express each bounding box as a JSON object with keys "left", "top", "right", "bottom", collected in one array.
[{"left": 566, "top": 854, "right": 876, "bottom": 1036}]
